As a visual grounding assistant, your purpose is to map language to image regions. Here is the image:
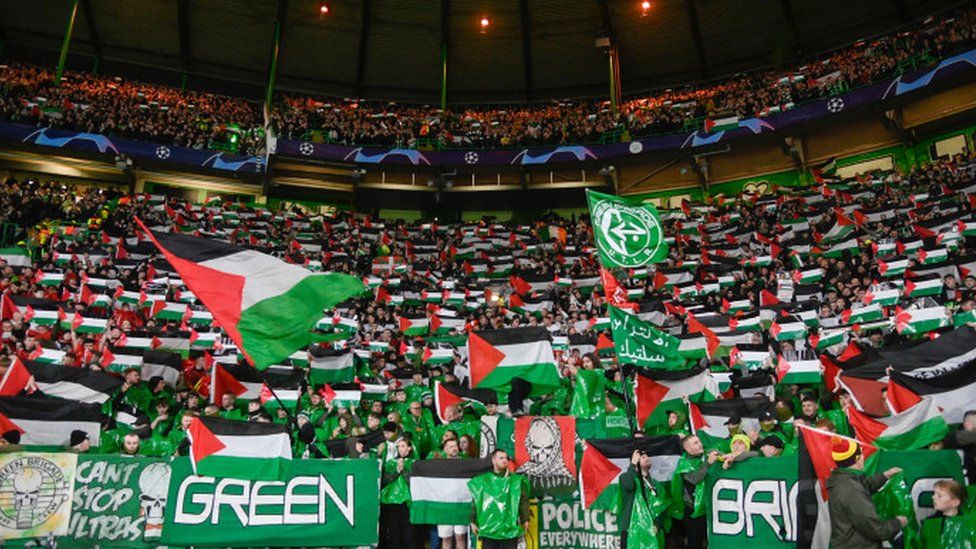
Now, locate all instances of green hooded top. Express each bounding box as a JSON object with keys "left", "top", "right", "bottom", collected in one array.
[{"left": 468, "top": 471, "right": 529, "bottom": 540}]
